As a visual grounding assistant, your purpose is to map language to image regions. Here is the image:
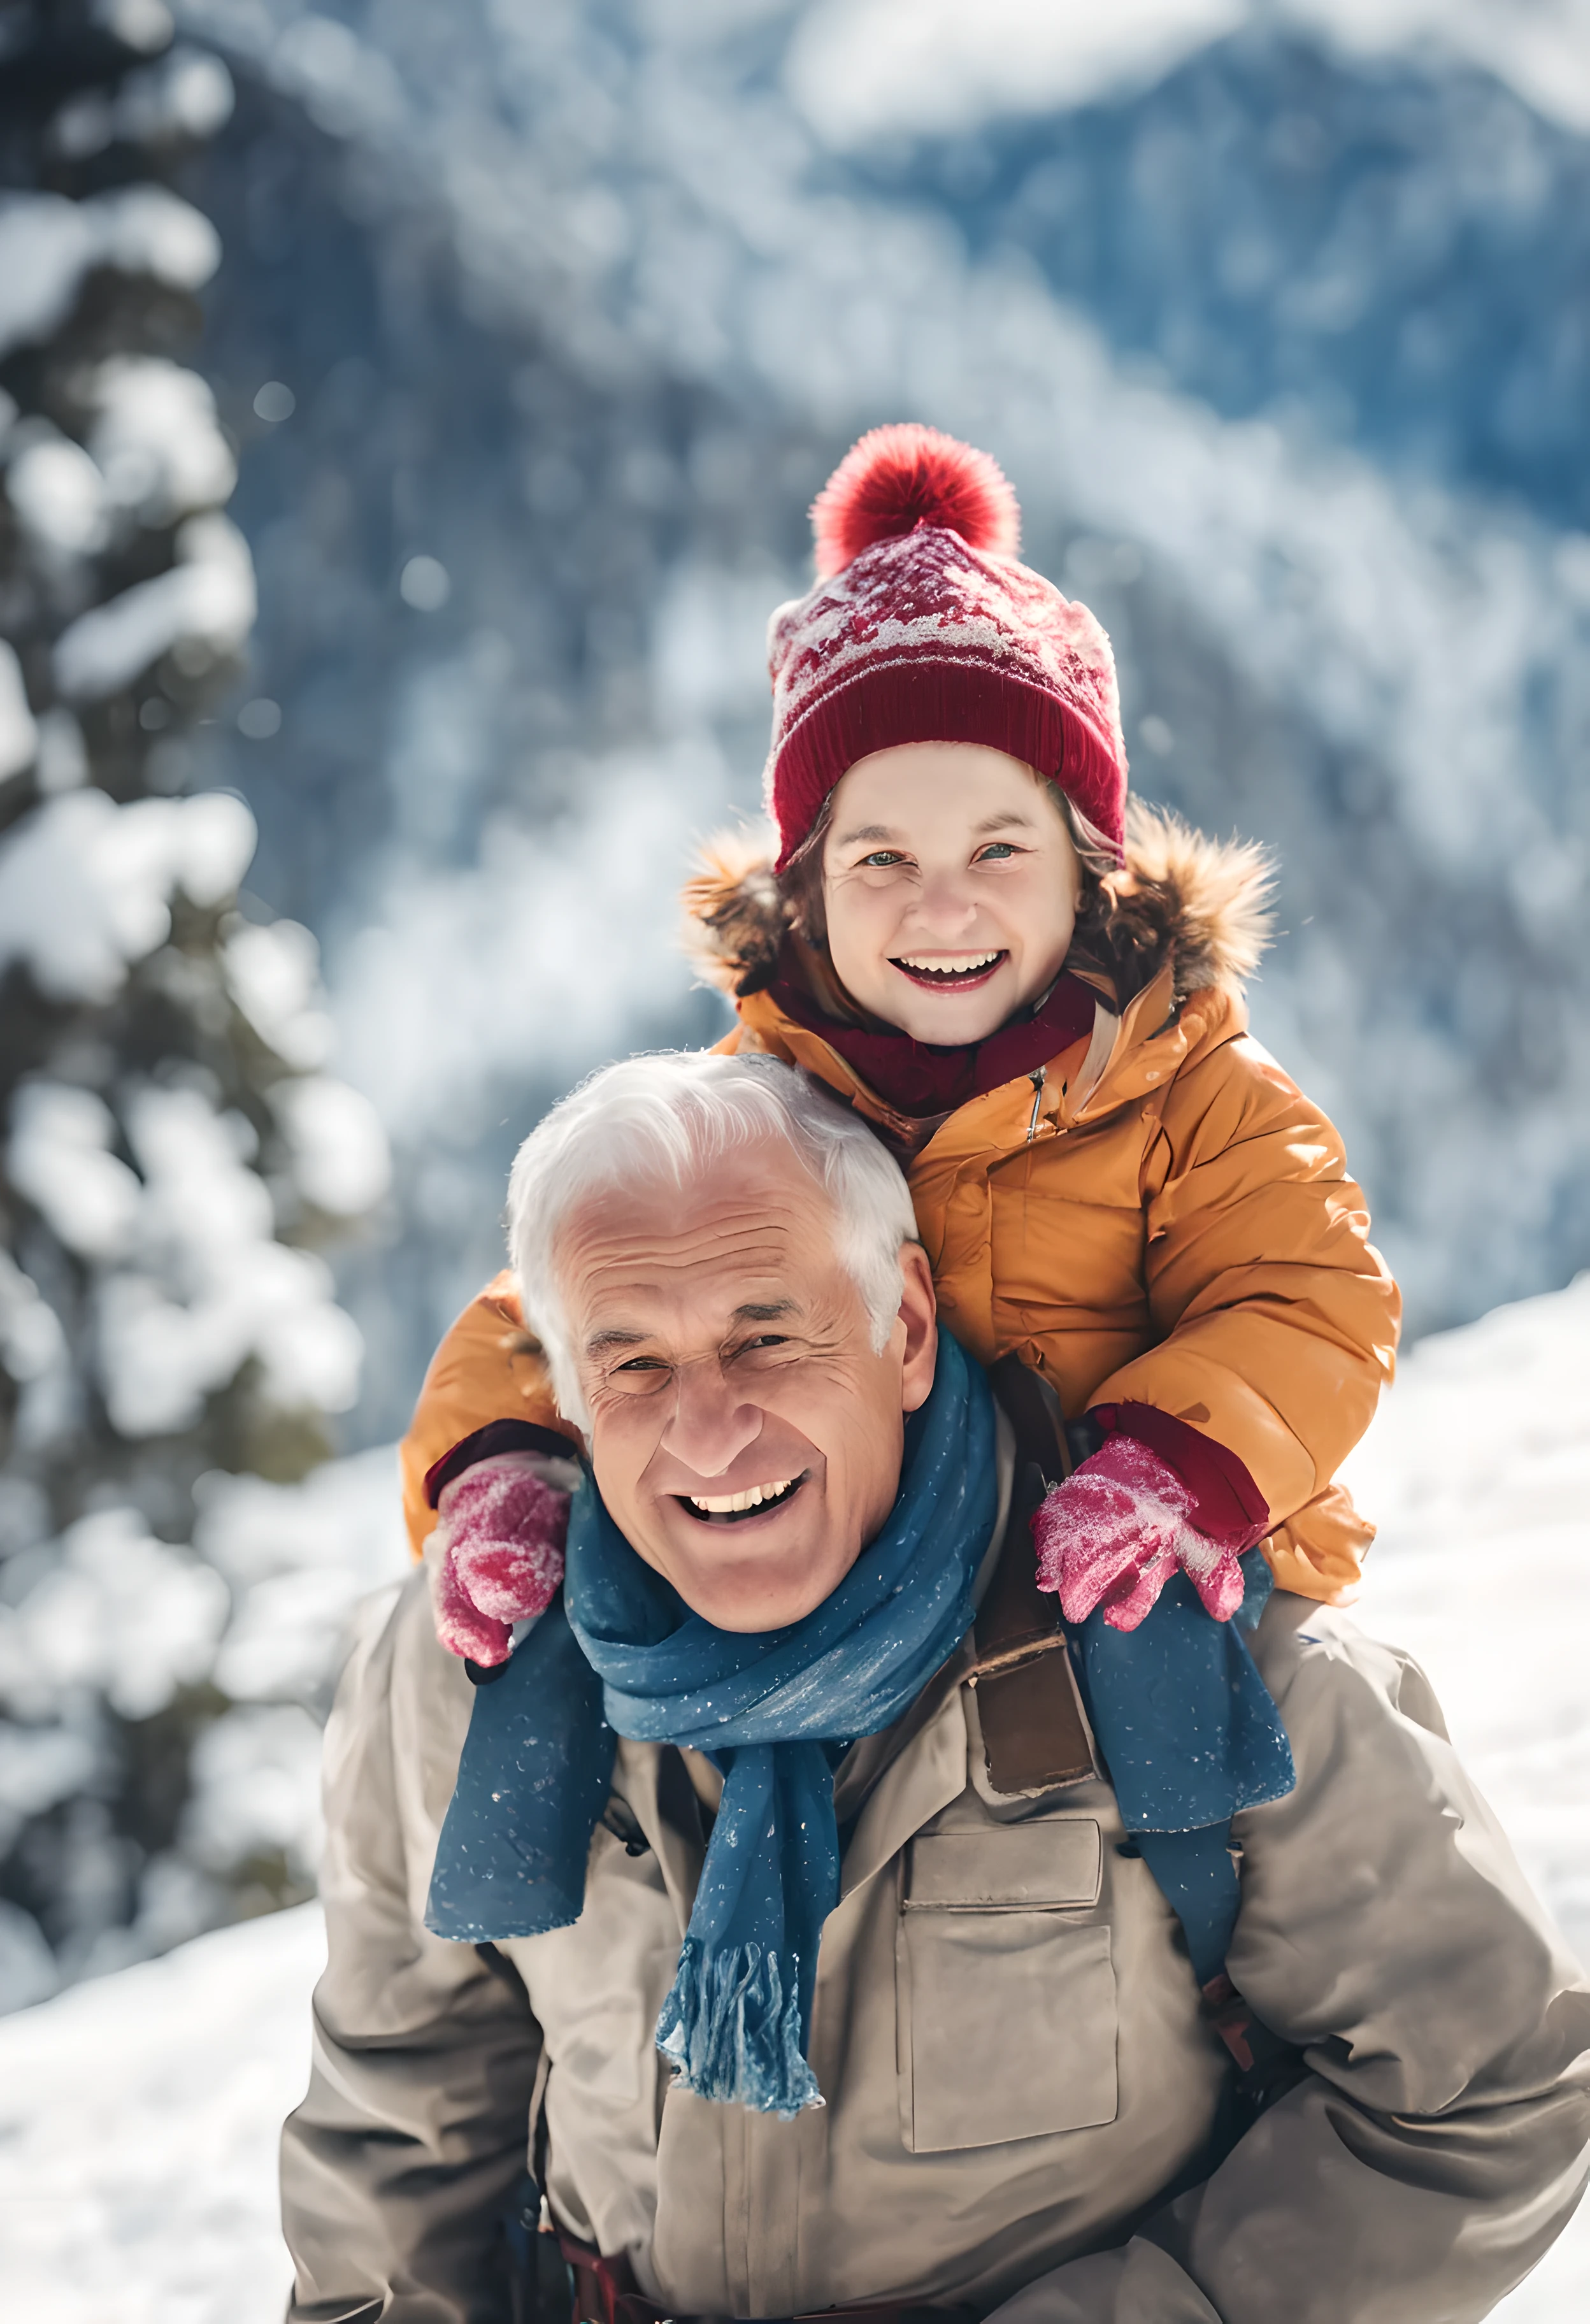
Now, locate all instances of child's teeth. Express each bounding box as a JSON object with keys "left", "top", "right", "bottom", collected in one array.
[
  {"left": 897, "top": 952, "right": 1000, "bottom": 973},
  {"left": 689, "top": 1478, "right": 794, "bottom": 1513}
]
